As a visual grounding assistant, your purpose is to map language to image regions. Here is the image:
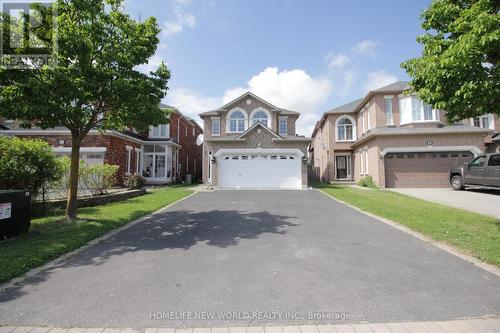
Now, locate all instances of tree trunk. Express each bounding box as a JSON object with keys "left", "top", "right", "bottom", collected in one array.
[{"left": 65, "top": 133, "right": 82, "bottom": 222}]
